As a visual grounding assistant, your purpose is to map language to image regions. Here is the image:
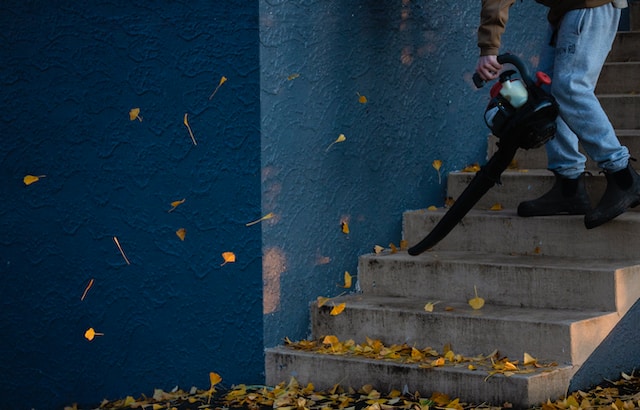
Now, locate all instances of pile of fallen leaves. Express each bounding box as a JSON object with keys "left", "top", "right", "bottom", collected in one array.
[
  {"left": 67, "top": 371, "right": 640, "bottom": 410},
  {"left": 66, "top": 334, "right": 639, "bottom": 410},
  {"left": 284, "top": 336, "right": 557, "bottom": 379}
]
